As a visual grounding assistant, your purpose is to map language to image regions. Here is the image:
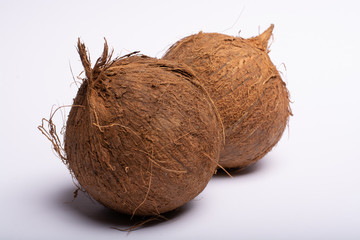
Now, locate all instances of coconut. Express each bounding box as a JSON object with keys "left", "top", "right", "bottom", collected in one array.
[
  {"left": 163, "top": 25, "right": 291, "bottom": 169},
  {"left": 47, "top": 40, "right": 224, "bottom": 216}
]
